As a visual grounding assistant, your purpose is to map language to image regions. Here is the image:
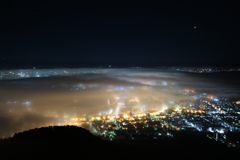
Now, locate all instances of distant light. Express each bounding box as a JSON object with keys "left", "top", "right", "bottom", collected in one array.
[
  {"left": 208, "top": 127, "right": 214, "bottom": 132},
  {"left": 216, "top": 129, "right": 224, "bottom": 134},
  {"left": 236, "top": 101, "right": 240, "bottom": 104},
  {"left": 213, "top": 98, "right": 219, "bottom": 102},
  {"left": 162, "top": 81, "right": 168, "bottom": 86},
  {"left": 22, "top": 101, "right": 31, "bottom": 106},
  {"left": 19, "top": 72, "right": 25, "bottom": 77},
  {"left": 169, "top": 101, "right": 174, "bottom": 104},
  {"left": 160, "top": 106, "right": 168, "bottom": 112},
  {"left": 108, "top": 109, "right": 113, "bottom": 114}
]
